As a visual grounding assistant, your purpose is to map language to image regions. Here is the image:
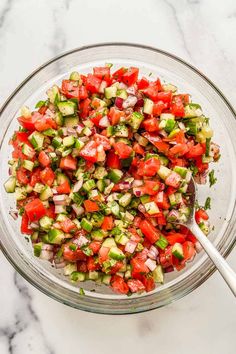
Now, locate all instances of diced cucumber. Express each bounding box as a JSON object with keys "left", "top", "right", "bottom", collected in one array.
[
  {"left": 91, "top": 213, "right": 104, "bottom": 228},
  {"left": 119, "top": 193, "right": 132, "bottom": 207},
  {"left": 158, "top": 155, "right": 169, "bottom": 166},
  {"left": 43, "top": 128, "right": 57, "bottom": 137},
  {"left": 33, "top": 242, "right": 42, "bottom": 257},
  {"left": 52, "top": 136, "right": 63, "bottom": 148},
  {"left": 109, "top": 201, "right": 120, "bottom": 217},
  {"left": 184, "top": 103, "right": 202, "bottom": 118},
  {"left": 57, "top": 101, "right": 77, "bottom": 116},
  {"left": 185, "top": 121, "right": 198, "bottom": 136},
  {"left": 155, "top": 235, "right": 168, "bottom": 250},
  {"left": 63, "top": 136, "right": 75, "bottom": 147},
  {"left": 173, "top": 166, "right": 188, "bottom": 178},
  {"left": 39, "top": 216, "right": 53, "bottom": 230},
  {"left": 104, "top": 86, "right": 117, "bottom": 99},
  {"left": 143, "top": 98, "right": 154, "bottom": 114},
  {"left": 114, "top": 125, "right": 129, "bottom": 138},
  {"left": 172, "top": 243, "right": 184, "bottom": 260},
  {"left": 82, "top": 127, "right": 92, "bottom": 136},
  {"left": 70, "top": 271, "right": 86, "bottom": 282},
  {"left": 124, "top": 211, "right": 134, "bottom": 223},
  {"left": 152, "top": 265, "right": 164, "bottom": 283},
  {"left": 144, "top": 201, "right": 160, "bottom": 215},
  {"left": 97, "top": 179, "right": 106, "bottom": 192},
  {"left": 21, "top": 159, "right": 34, "bottom": 171},
  {"left": 56, "top": 213, "right": 67, "bottom": 222},
  {"left": 91, "top": 229, "right": 107, "bottom": 241},
  {"left": 104, "top": 182, "right": 115, "bottom": 195},
  {"left": 102, "top": 274, "right": 112, "bottom": 285},
  {"left": 81, "top": 218, "right": 93, "bottom": 232},
  {"left": 116, "top": 89, "right": 128, "bottom": 99},
  {"left": 91, "top": 97, "right": 107, "bottom": 109},
  {"left": 48, "top": 229, "right": 65, "bottom": 244},
  {"left": 169, "top": 194, "right": 177, "bottom": 206},
  {"left": 157, "top": 165, "right": 171, "bottom": 180},
  {"left": 22, "top": 144, "right": 35, "bottom": 158},
  {"left": 202, "top": 155, "right": 213, "bottom": 163},
  {"left": 108, "top": 169, "right": 123, "bottom": 183},
  {"left": 93, "top": 167, "right": 108, "bottom": 180},
  {"left": 160, "top": 113, "right": 175, "bottom": 121},
  {"left": 64, "top": 263, "right": 77, "bottom": 276},
  {"left": 168, "top": 128, "right": 180, "bottom": 139},
  {"left": 28, "top": 131, "right": 44, "bottom": 151},
  {"left": 88, "top": 271, "right": 100, "bottom": 280},
  {"left": 162, "top": 83, "right": 177, "bottom": 92},
  {"left": 55, "top": 112, "right": 64, "bottom": 126},
  {"left": 164, "top": 119, "right": 176, "bottom": 133},
  {"left": 140, "top": 194, "right": 151, "bottom": 204},
  {"left": 129, "top": 112, "right": 144, "bottom": 130},
  {"left": 102, "top": 238, "right": 116, "bottom": 248},
  {"left": 15, "top": 187, "right": 26, "bottom": 201},
  {"left": 64, "top": 116, "right": 79, "bottom": 127},
  {"left": 107, "top": 125, "right": 114, "bottom": 137},
  {"left": 20, "top": 105, "right": 31, "bottom": 118},
  {"left": 108, "top": 246, "right": 125, "bottom": 261},
  {"left": 40, "top": 185, "right": 53, "bottom": 201},
  {"left": 31, "top": 231, "right": 39, "bottom": 242},
  {"left": 4, "top": 176, "right": 16, "bottom": 193},
  {"left": 57, "top": 172, "right": 69, "bottom": 185},
  {"left": 115, "top": 234, "right": 129, "bottom": 245},
  {"left": 69, "top": 71, "right": 80, "bottom": 81},
  {"left": 47, "top": 85, "right": 60, "bottom": 104},
  {"left": 74, "top": 138, "right": 85, "bottom": 151},
  {"left": 83, "top": 179, "right": 96, "bottom": 192}
]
